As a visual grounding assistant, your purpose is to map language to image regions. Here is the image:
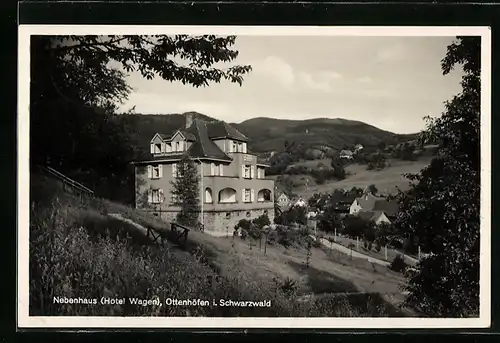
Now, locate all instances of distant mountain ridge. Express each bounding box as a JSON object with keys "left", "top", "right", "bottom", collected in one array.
[{"left": 126, "top": 112, "right": 418, "bottom": 156}]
